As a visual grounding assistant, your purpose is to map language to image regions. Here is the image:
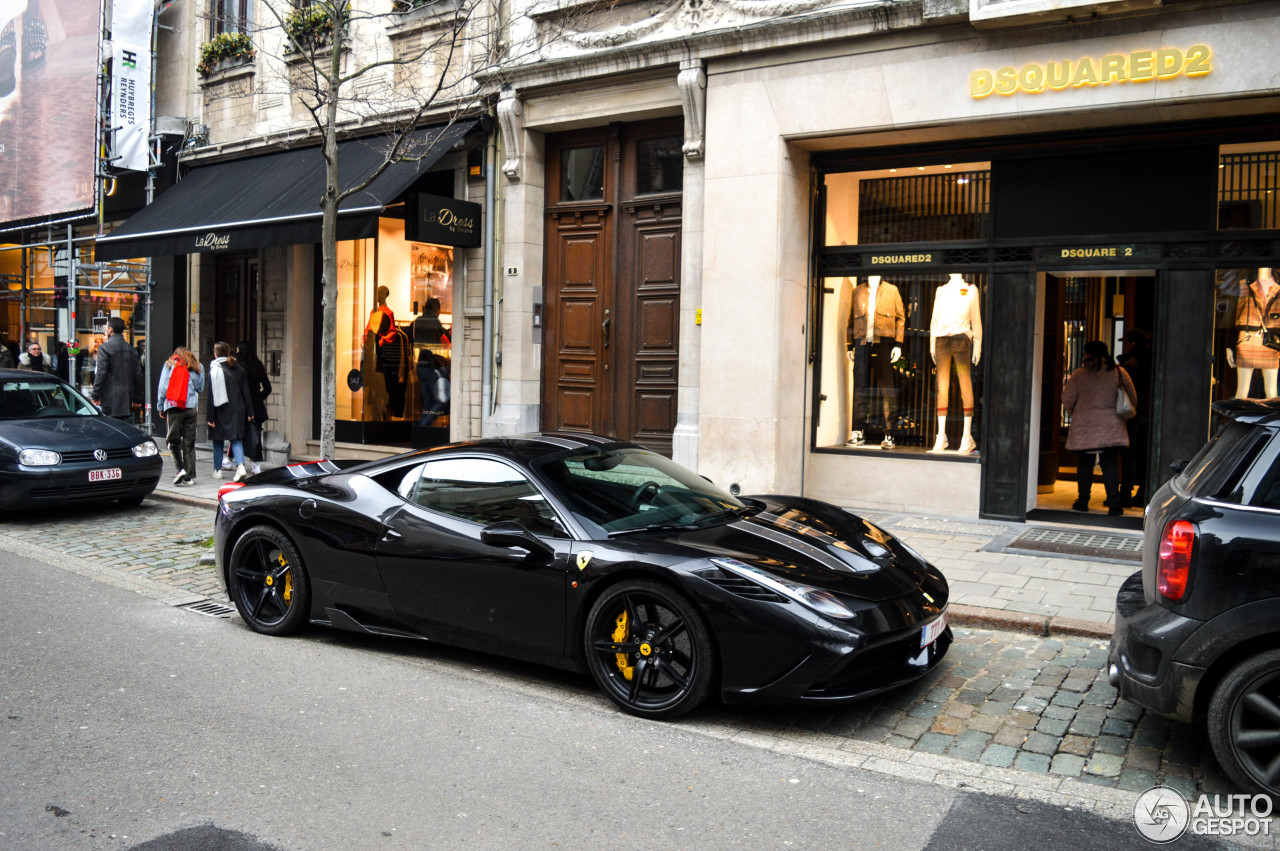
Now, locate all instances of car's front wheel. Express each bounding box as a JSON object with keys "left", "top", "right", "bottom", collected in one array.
[
  {"left": 1208, "top": 649, "right": 1280, "bottom": 798},
  {"left": 227, "top": 524, "right": 311, "bottom": 636},
  {"left": 583, "top": 579, "right": 715, "bottom": 720}
]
